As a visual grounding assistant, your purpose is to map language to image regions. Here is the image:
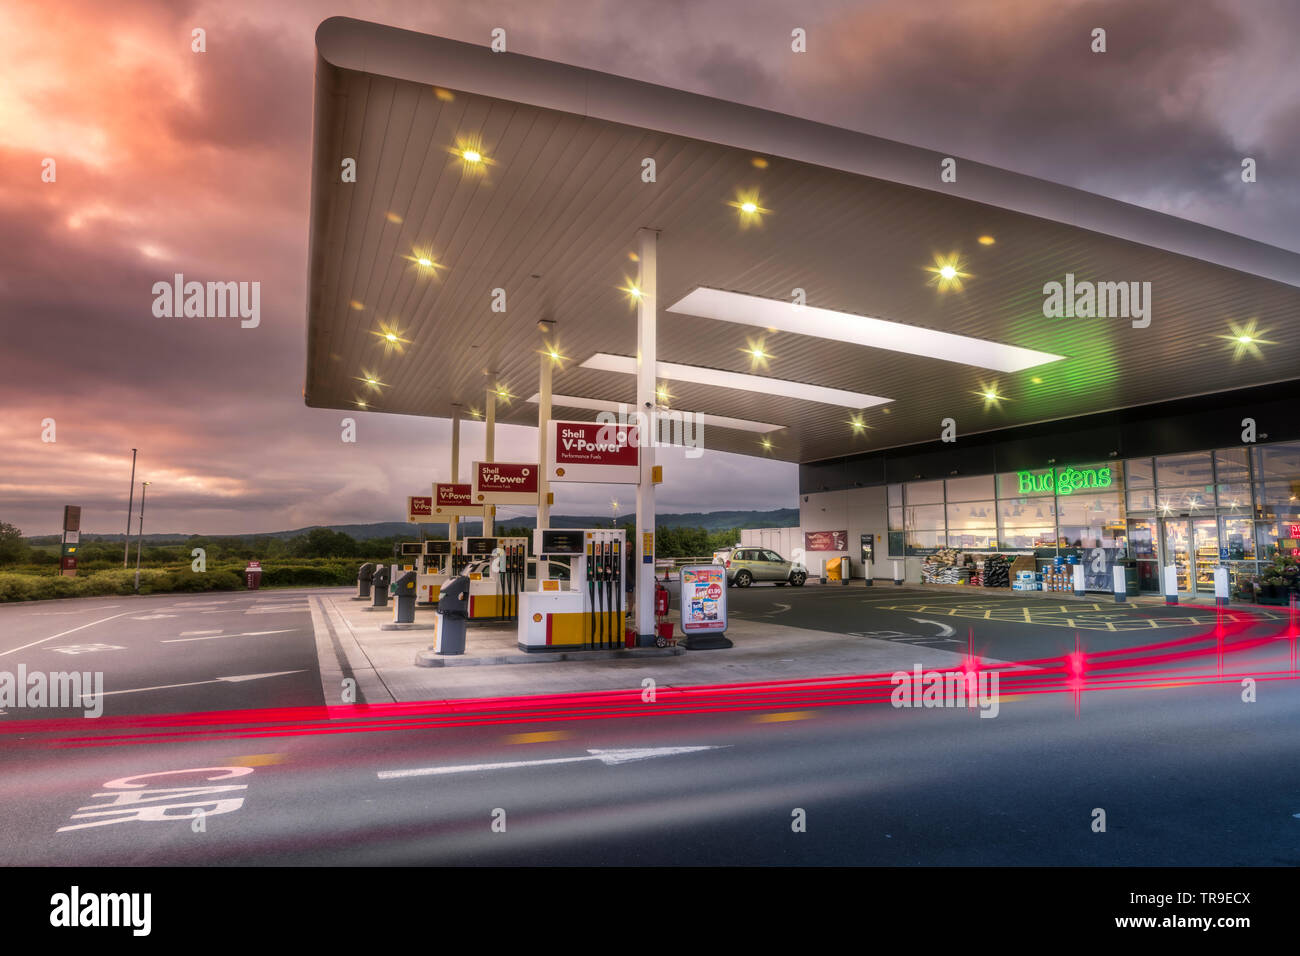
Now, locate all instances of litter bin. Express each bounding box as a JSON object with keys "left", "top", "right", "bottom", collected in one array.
[
  {"left": 391, "top": 569, "right": 418, "bottom": 624},
  {"left": 434, "top": 575, "right": 470, "bottom": 655},
  {"left": 244, "top": 560, "right": 262, "bottom": 590},
  {"left": 355, "top": 562, "right": 375, "bottom": 600},
  {"left": 370, "top": 565, "right": 391, "bottom": 609}
]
